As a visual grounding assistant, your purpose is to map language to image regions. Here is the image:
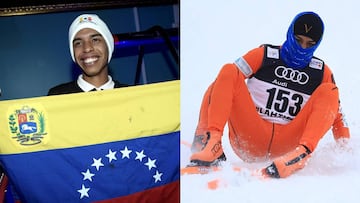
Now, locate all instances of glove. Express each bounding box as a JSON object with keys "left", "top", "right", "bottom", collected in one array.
[{"left": 263, "top": 145, "right": 311, "bottom": 178}]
